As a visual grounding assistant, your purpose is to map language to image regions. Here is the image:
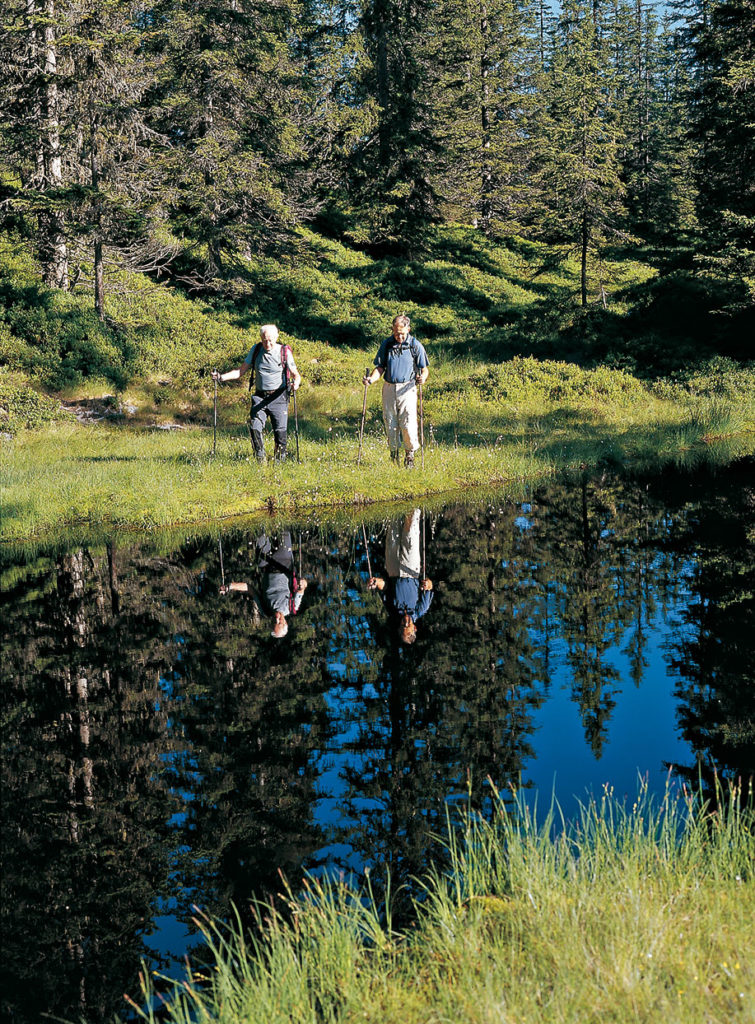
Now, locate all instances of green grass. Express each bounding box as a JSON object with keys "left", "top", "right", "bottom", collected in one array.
[
  {"left": 2, "top": 354, "right": 754, "bottom": 541},
  {"left": 127, "top": 780, "right": 755, "bottom": 1024},
  {"left": 2, "top": 227, "right": 754, "bottom": 541}
]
